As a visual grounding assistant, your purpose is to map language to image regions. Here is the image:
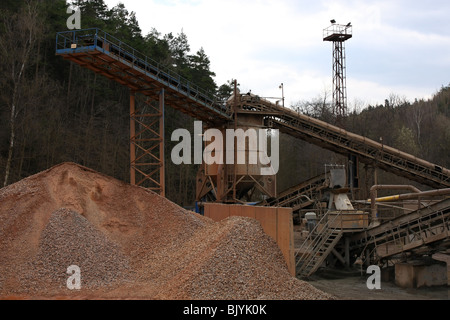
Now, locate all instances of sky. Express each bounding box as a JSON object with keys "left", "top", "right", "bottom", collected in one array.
[{"left": 102, "top": 0, "right": 450, "bottom": 110}]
